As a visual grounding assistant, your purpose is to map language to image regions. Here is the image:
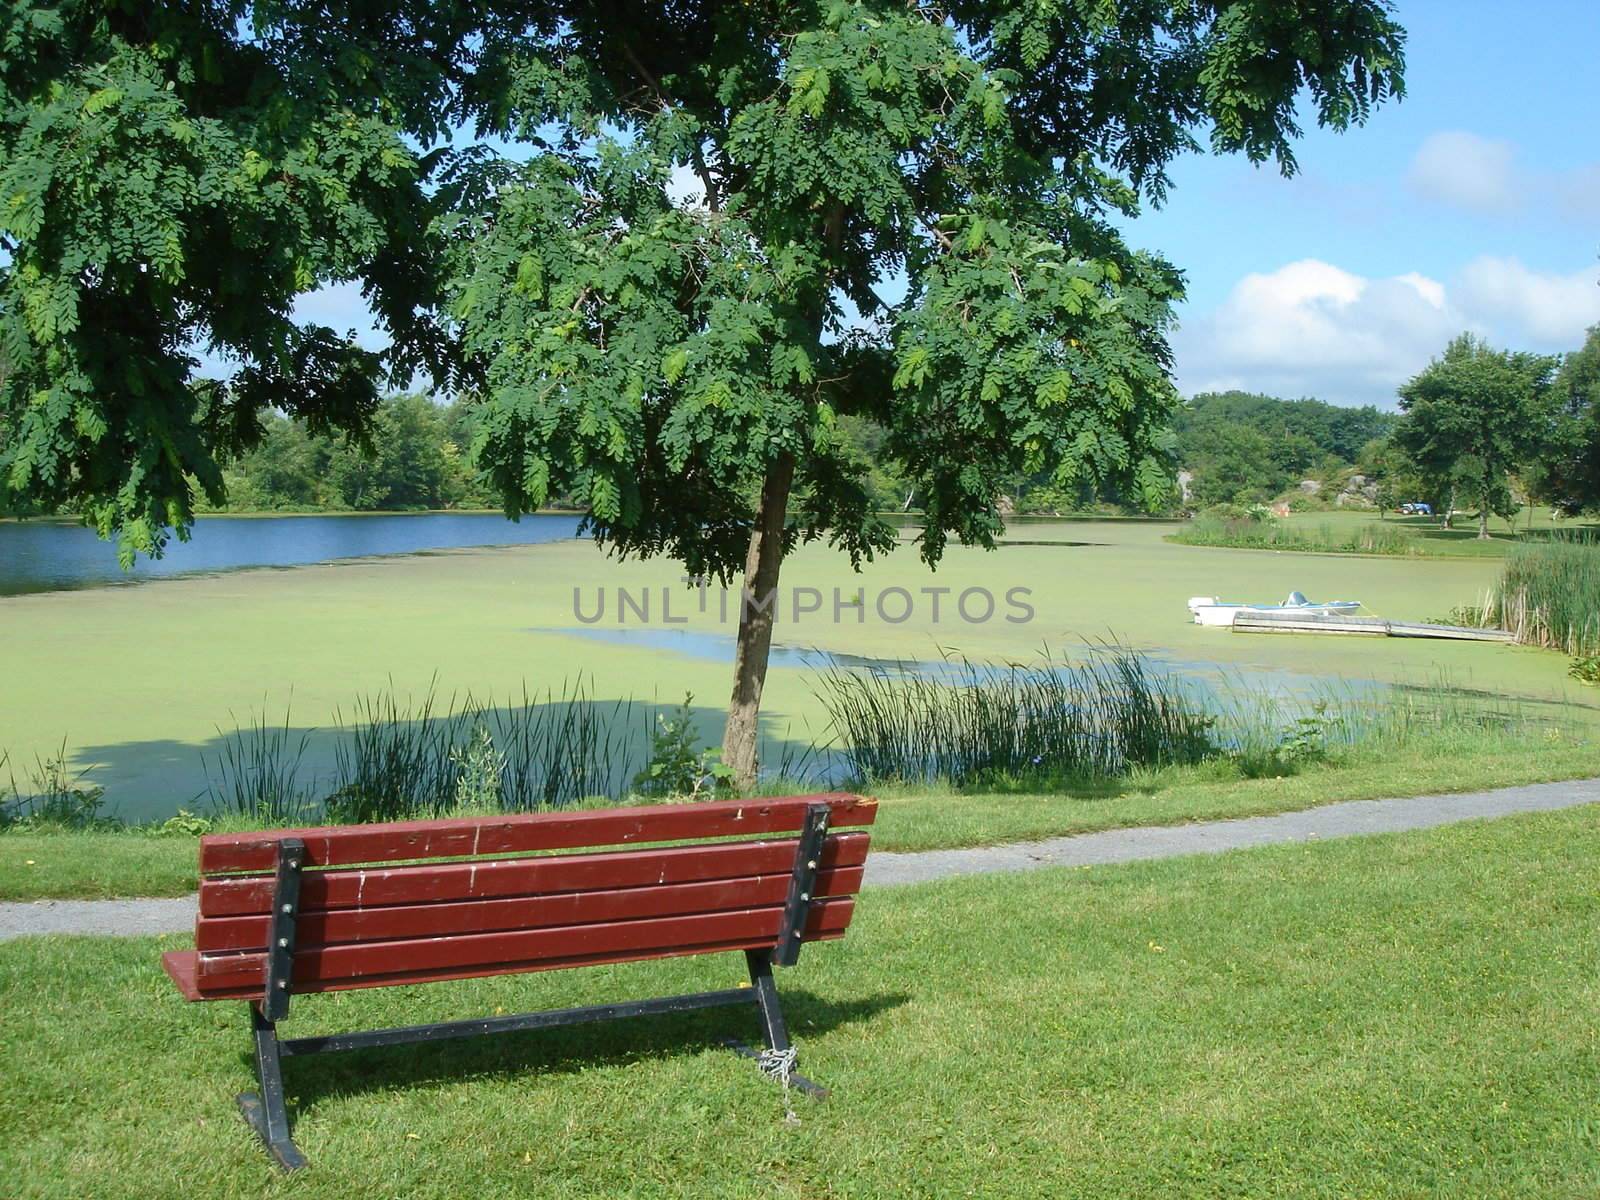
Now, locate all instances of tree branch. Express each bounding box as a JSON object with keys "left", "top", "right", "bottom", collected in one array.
[{"left": 690, "top": 141, "right": 720, "bottom": 213}]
